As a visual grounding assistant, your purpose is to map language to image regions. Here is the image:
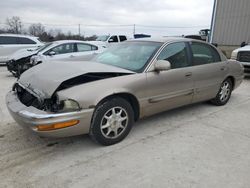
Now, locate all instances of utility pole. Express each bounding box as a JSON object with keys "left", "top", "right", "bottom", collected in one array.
[
  {"left": 78, "top": 24, "right": 81, "bottom": 39},
  {"left": 133, "top": 24, "right": 135, "bottom": 35}
]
